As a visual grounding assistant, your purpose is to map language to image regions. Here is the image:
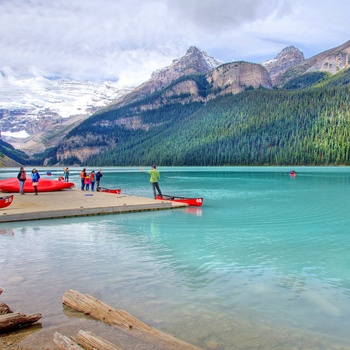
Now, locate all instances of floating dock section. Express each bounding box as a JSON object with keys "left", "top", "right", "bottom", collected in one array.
[{"left": 0, "top": 189, "right": 187, "bottom": 223}]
